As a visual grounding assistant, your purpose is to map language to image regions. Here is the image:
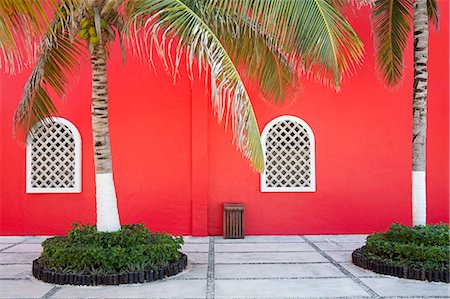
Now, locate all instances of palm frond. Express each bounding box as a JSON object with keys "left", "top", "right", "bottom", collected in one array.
[
  {"left": 0, "top": 0, "right": 81, "bottom": 73},
  {"left": 0, "top": 0, "right": 54, "bottom": 72},
  {"left": 13, "top": 10, "right": 85, "bottom": 140},
  {"left": 427, "top": 0, "right": 439, "bottom": 30},
  {"left": 207, "top": 0, "right": 364, "bottom": 89},
  {"left": 125, "top": 0, "right": 264, "bottom": 171},
  {"left": 186, "top": 0, "right": 297, "bottom": 104},
  {"left": 370, "top": 0, "right": 412, "bottom": 88},
  {"left": 329, "top": 0, "right": 373, "bottom": 9}
]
